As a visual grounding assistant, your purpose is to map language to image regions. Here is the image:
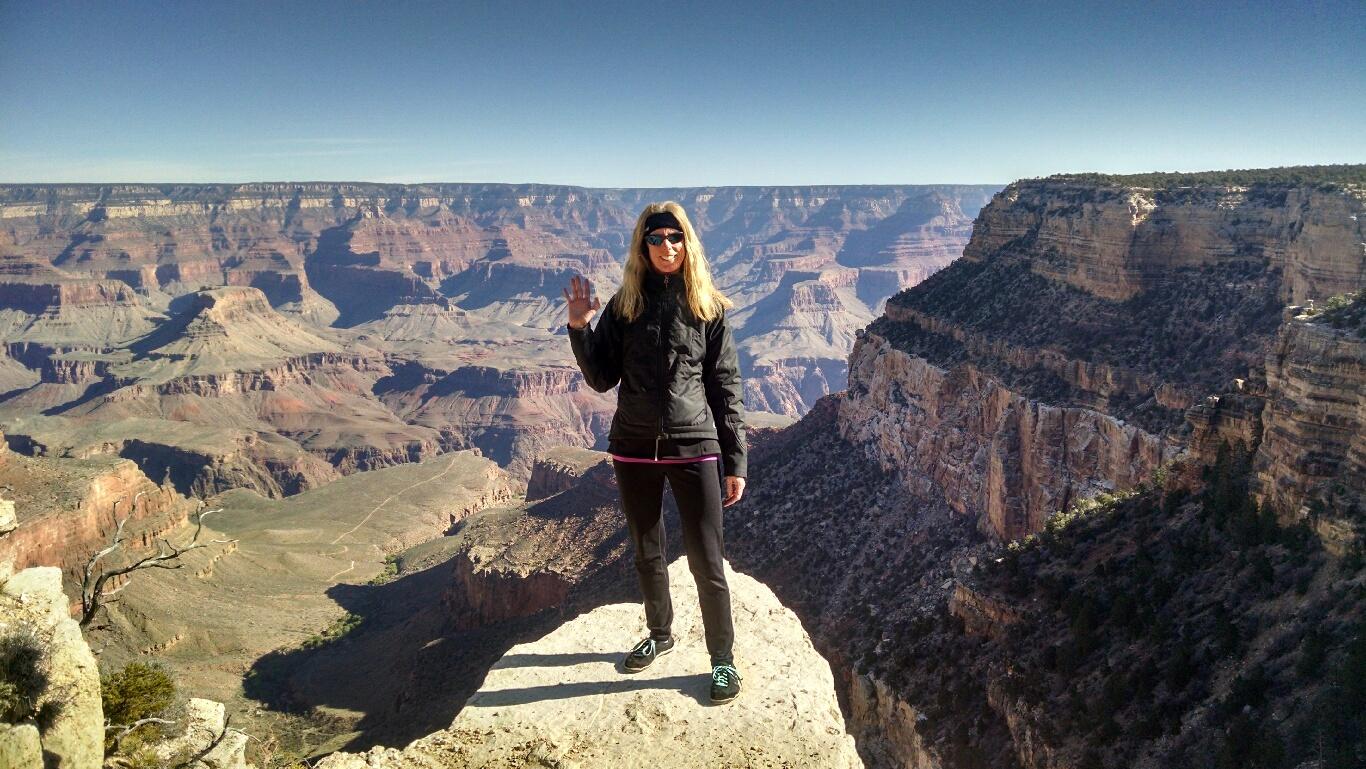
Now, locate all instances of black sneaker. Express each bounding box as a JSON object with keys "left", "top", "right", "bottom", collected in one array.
[
  {"left": 622, "top": 636, "right": 674, "bottom": 672},
  {"left": 709, "top": 663, "right": 742, "bottom": 703}
]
